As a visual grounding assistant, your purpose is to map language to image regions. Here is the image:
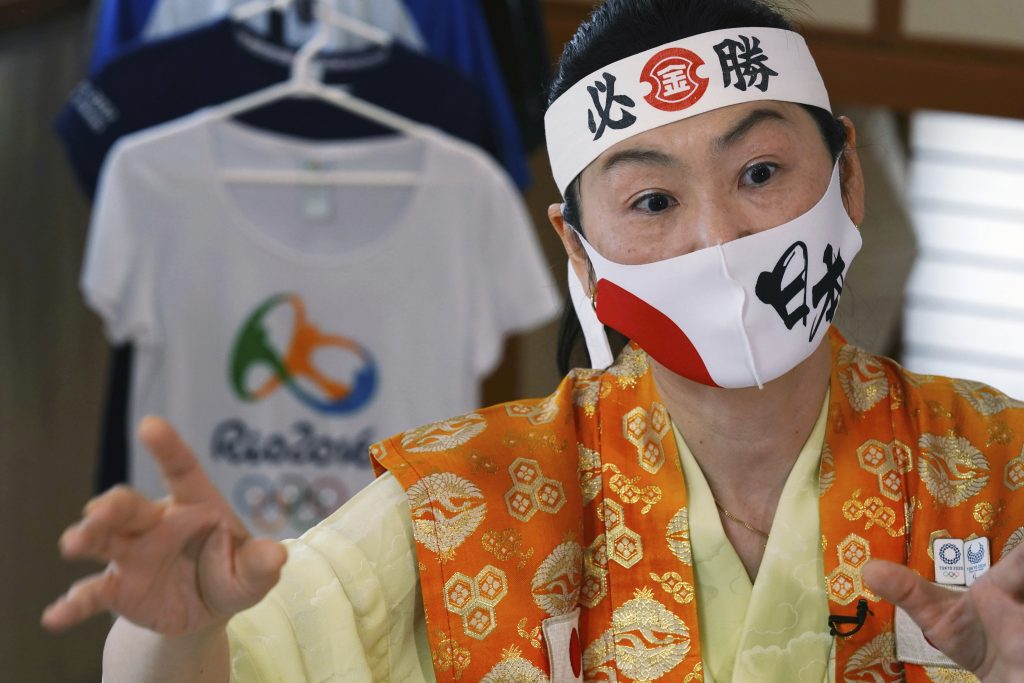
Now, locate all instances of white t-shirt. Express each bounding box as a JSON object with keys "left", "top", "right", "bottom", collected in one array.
[
  {"left": 82, "top": 111, "right": 560, "bottom": 538},
  {"left": 143, "top": 0, "right": 426, "bottom": 53}
]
